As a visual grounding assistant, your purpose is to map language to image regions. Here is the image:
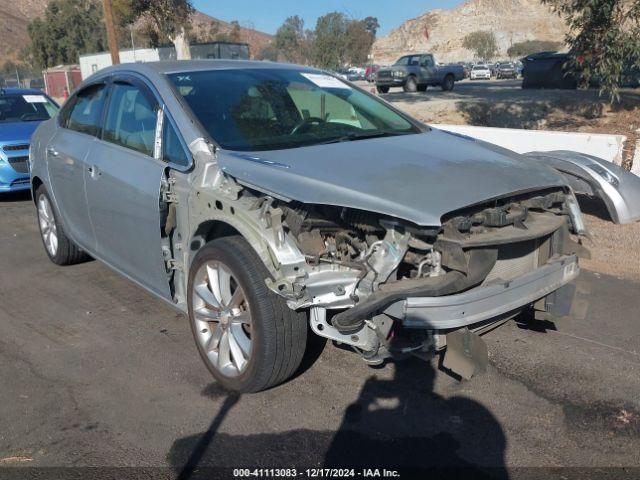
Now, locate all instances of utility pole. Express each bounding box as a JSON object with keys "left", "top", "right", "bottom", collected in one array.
[{"left": 102, "top": 0, "right": 120, "bottom": 65}]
